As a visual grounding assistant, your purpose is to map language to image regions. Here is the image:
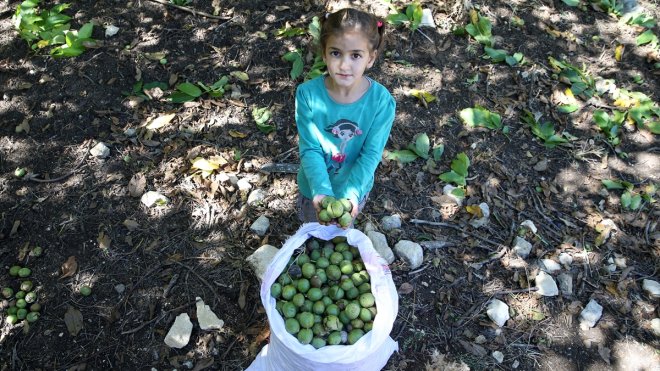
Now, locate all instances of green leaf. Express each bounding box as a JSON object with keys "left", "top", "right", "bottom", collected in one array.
[
  {"left": 636, "top": 30, "right": 658, "bottom": 46},
  {"left": 432, "top": 145, "right": 444, "bottom": 161},
  {"left": 621, "top": 191, "right": 632, "bottom": 209},
  {"left": 484, "top": 47, "right": 508, "bottom": 62},
  {"left": 630, "top": 194, "right": 642, "bottom": 210},
  {"left": 562, "top": 0, "right": 580, "bottom": 6},
  {"left": 505, "top": 55, "right": 518, "bottom": 66},
  {"left": 412, "top": 133, "right": 430, "bottom": 159},
  {"left": 169, "top": 91, "right": 196, "bottom": 103},
  {"left": 558, "top": 104, "right": 579, "bottom": 113},
  {"left": 439, "top": 170, "right": 465, "bottom": 186},
  {"left": 386, "top": 13, "right": 409, "bottom": 26},
  {"left": 177, "top": 82, "right": 202, "bottom": 97},
  {"left": 78, "top": 22, "right": 93, "bottom": 39},
  {"left": 252, "top": 107, "right": 275, "bottom": 134},
  {"left": 602, "top": 179, "right": 624, "bottom": 190},
  {"left": 450, "top": 187, "right": 466, "bottom": 199},
  {"left": 51, "top": 45, "right": 84, "bottom": 57},
  {"left": 282, "top": 51, "right": 304, "bottom": 80},
  {"left": 385, "top": 149, "right": 419, "bottom": 163},
  {"left": 451, "top": 152, "right": 470, "bottom": 177}
]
